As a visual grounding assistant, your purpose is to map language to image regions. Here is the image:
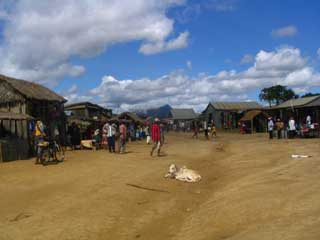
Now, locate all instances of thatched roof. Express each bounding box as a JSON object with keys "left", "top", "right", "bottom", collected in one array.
[
  {"left": 65, "top": 102, "right": 106, "bottom": 111},
  {"left": 0, "top": 74, "right": 66, "bottom": 102},
  {"left": 240, "top": 110, "right": 268, "bottom": 122},
  {"left": 0, "top": 111, "right": 34, "bottom": 120},
  {"left": 118, "top": 112, "right": 143, "bottom": 123}
]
